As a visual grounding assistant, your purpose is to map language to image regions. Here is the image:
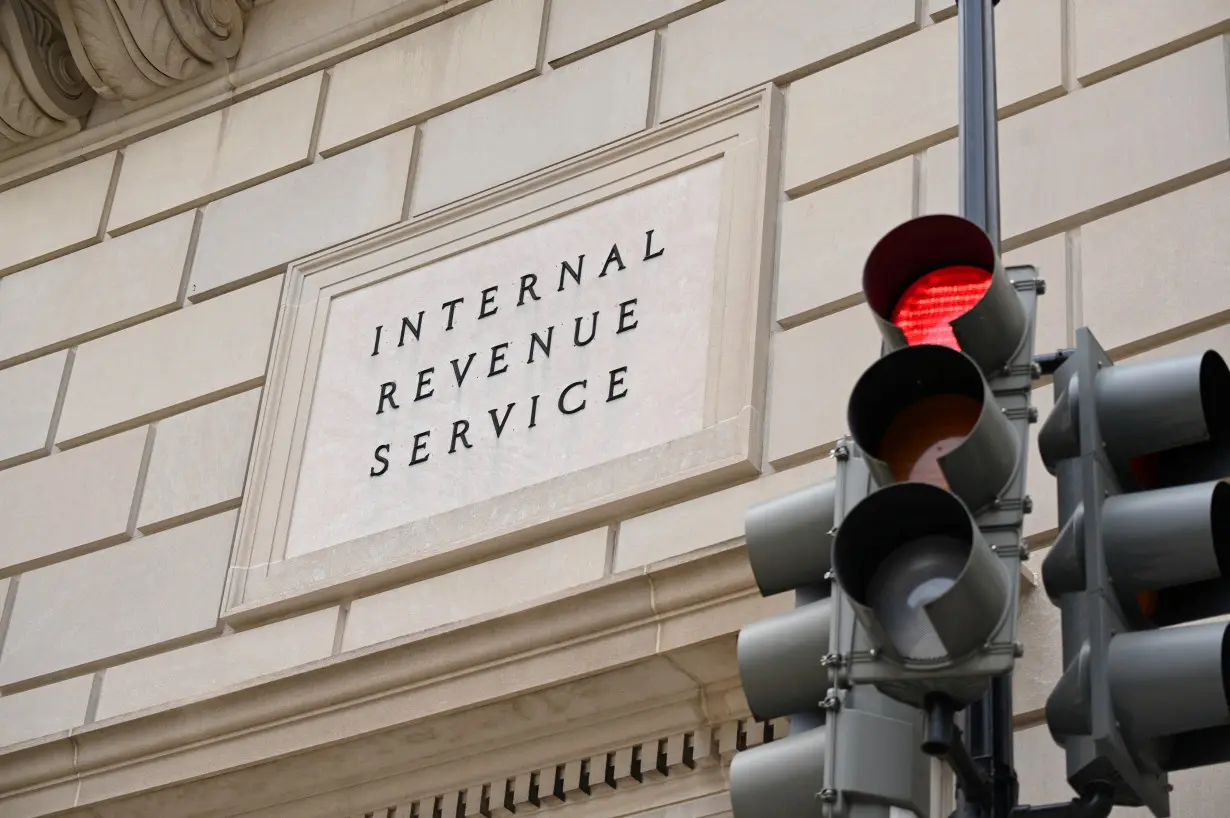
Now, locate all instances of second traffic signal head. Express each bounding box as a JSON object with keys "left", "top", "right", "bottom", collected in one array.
[{"left": 1040, "top": 331, "right": 1230, "bottom": 816}]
